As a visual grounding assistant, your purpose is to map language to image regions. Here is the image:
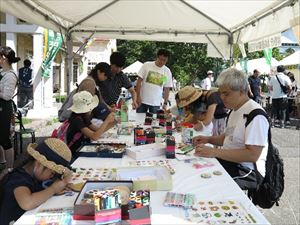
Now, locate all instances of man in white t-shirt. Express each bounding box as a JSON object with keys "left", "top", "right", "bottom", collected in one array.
[
  {"left": 193, "top": 68, "right": 268, "bottom": 191},
  {"left": 201, "top": 70, "right": 214, "bottom": 90},
  {"left": 136, "top": 49, "right": 173, "bottom": 113},
  {"left": 269, "top": 65, "right": 292, "bottom": 128}
]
